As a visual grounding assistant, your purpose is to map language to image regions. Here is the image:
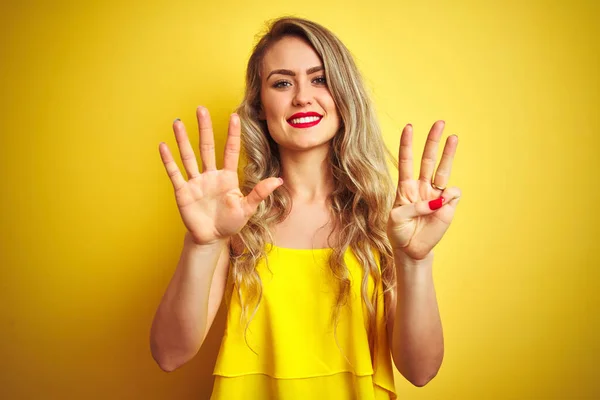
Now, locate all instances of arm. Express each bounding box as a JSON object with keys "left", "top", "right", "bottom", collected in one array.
[
  {"left": 387, "top": 251, "right": 444, "bottom": 387},
  {"left": 386, "top": 120, "right": 460, "bottom": 386},
  {"left": 150, "top": 232, "right": 230, "bottom": 372},
  {"left": 153, "top": 108, "right": 282, "bottom": 372}
]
